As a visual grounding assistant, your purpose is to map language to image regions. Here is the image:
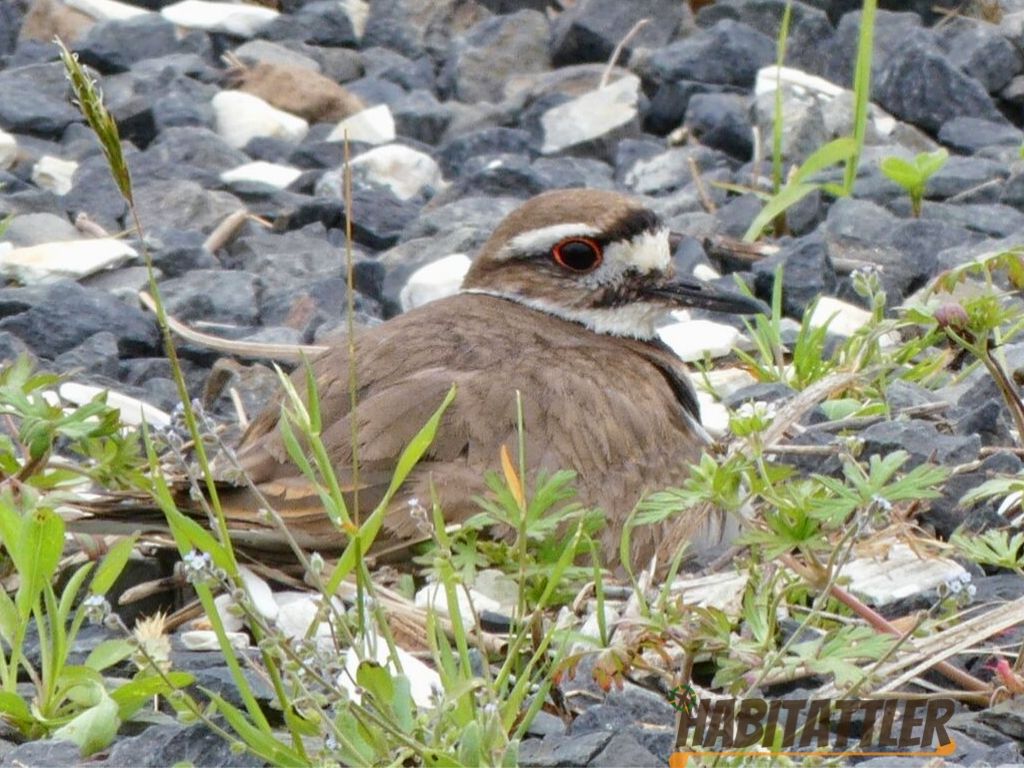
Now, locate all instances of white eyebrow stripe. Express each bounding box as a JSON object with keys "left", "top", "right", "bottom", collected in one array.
[
  {"left": 501, "top": 223, "right": 601, "bottom": 257},
  {"left": 602, "top": 228, "right": 671, "bottom": 274}
]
